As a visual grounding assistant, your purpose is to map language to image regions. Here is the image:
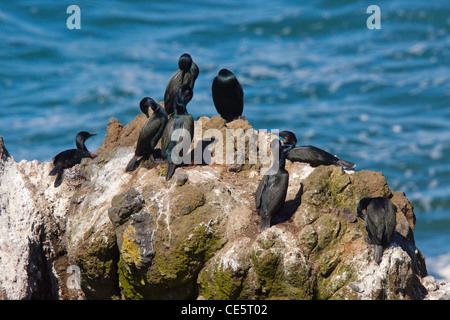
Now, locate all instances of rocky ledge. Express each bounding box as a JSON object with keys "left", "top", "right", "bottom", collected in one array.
[{"left": 0, "top": 115, "right": 449, "bottom": 300}]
